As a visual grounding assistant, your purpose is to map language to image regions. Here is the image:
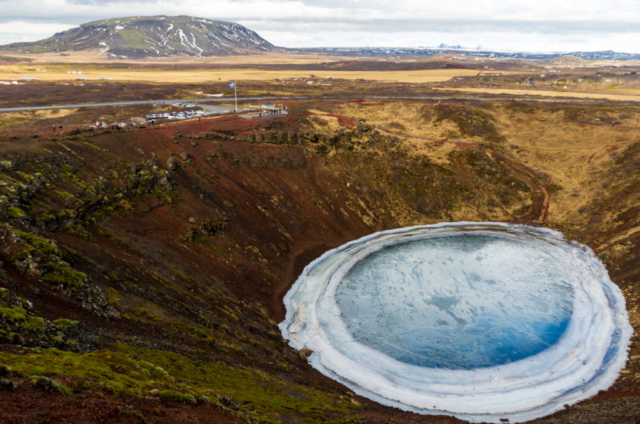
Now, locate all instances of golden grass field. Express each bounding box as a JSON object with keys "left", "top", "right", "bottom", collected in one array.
[
  {"left": 0, "top": 51, "right": 356, "bottom": 65},
  {"left": 0, "top": 63, "right": 481, "bottom": 84},
  {"left": 0, "top": 50, "right": 483, "bottom": 83},
  {"left": 433, "top": 87, "right": 640, "bottom": 101}
]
